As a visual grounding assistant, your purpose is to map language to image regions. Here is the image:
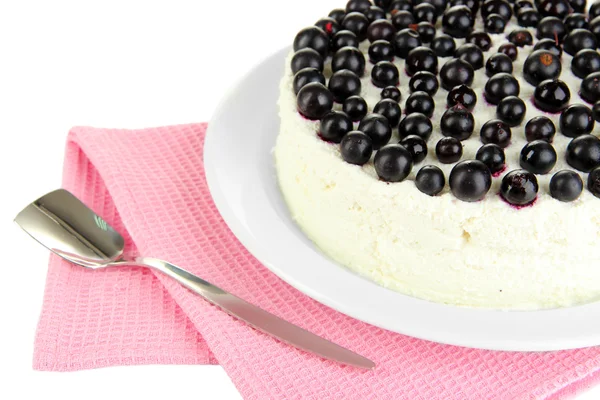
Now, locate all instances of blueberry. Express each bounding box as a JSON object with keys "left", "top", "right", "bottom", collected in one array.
[
  {"left": 365, "top": 5, "right": 387, "bottom": 22},
  {"left": 564, "top": 13, "right": 589, "bottom": 32},
  {"left": 455, "top": 43, "right": 484, "bottom": 70},
  {"left": 594, "top": 101, "right": 600, "bottom": 122},
  {"left": 563, "top": 29, "right": 598, "bottom": 56},
  {"left": 439, "top": 58, "right": 475, "bottom": 90},
  {"left": 374, "top": 144, "right": 414, "bottom": 182},
  {"left": 331, "top": 30, "right": 360, "bottom": 52},
  {"left": 346, "top": 0, "right": 372, "bottom": 14},
  {"left": 391, "top": 10, "right": 415, "bottom": 30},
  {"left": 517, "top": 8, "right": 541, "bottom": 27},
  {"left": 340, "top": 131, "right": 374, "bottom": 165},
  {"left": 525, "top": 116, "right": 556, "bottom": 142},
  {"left": 416, "top": 22, "right": 437, "bottom": 43},
  {"left": 571, "top": 49, "right": 600, "bottom": 79},
  {"left": 374, "top": 99, "right": 403, "bottom": 127},
  {"left": 442, "top": 5, "right": 474, "bottom": 38},
  {"left": 533, "top": 38, "right": 563, "bottom": 57},
  {"left": 508, "top": 29, "right": 534, "bottom": 47},
  {"left": 498, "top": 43, "right": 518, "bottom": 60},
  {"left": 485, "top": 53, "right": 513, "bottom": 77},
  {"left": 398, "top": 113, "right": 433, "bottom": 140},
  {"left": 581, "top": 72, "right": 600, "bottom": 104},
  {"left": 484, "top": 73, "right": 520, "bottom": 105},
  {"left": 482, "top": 0, "right": 513, "bottom": 20},
  {"left": 500, "top": 170, "right": 539, "bottom": 206},
  {"left": 523, "top": 50, "right": 562, "bottom": 86},
  {"left": 409, "top": 71, "right": 439, "bottom": 95},
  {"left": 538, "top": 0, "right": 570, "bottom": 18},
  {"left": 343, "top": 95, "right": 368, "bottom": 121},
  {"left": 342, "top": 12, "right": 370, "bottom": 41},
  {"left": 549, "top": 170, "right": 584, "bottom": 201},
  {"left": 381, "top": 86, "right": 402, "bottom": 102},
  {"left": 592, "top": 17, "right": 600, "bottom": 42},
  {"left": 476, "top": 144, "right": 506, "bottom": 174},
  {"left": 480, "top": 119, "right": 512, "bottom": 148},
  {"left": 520, "top": 140, "right": 557, "bottom": 174},
  {"left": 394, "top": 28, "right": 422, "bottom": 58},
  {"left": 497, "top": 96, "right": 526, "bottom": 127},
  {"left": 328, "top": 9, "right": 346, "bottom": 24},
  {"left": 374, "top": 0, "right": 393, "bottom": 9},
  {"left": 293, "top": 68, "right": 325, "bottom": 94},
  {"left": 592, "top": 2, "right": 600, "bottom": 19},
  {"left": 405, "top": 91, "right": 435, "bottom": 118},
  {"left": 291, "top": 48, "right": 323, "bottom": 74},
  {"left": 533, "top": 79, "right": 571, "bottom": 113},
  {"left": 536, "top": 17, "right": 566, "bottom": 42},
  {"left": 372, "top": 61, "right": 400, "bottom": 88},
  {"left": 436, "top": 137, "right": 464, "bottom": 163},
  {"left": 400, "top": 135, "right": 428, "bottom": 163},
  {"left": 568, "top": 0, "right": 587, "bottom": 13},
  {"left": 441, "top": 106, "right": 474, "bottom": 141},
  {"left": 294, "top": 27, "right": 330, "bottom": 58},
  {"left": 423, "top": 0, "right": 450, "bottom": 15},
  {"left": 449, "top": 0, "right": 479, "bottom": 15},
  {"left": 389, "top": 0, "right": 413, "bottom": 13},
  {"left": 415, "top": 3, "right": 438, "bottom": 24},
  {"left": 319, "top": 111, "right": 353, "bottom": 143},
  {"left": 332, "top": 47, "right": 366, "bottom": 77},
  {"left": 588, "top": 166, "right": 600, "bottom": 198},
  {"left": 566, "top": 134, "right": 600, "bottom": 172},
  {"left": 405, "top": 46, "right": 439, "bottom": 75},
  {"left": 447, "top": 84, "right": 477, "bottom": 110},
  {"left": 315, "top": 18, "right": 340, "bottom": 37},
  {"left": 560, "top": 104, "right": 595, "bottom": 138},
  {"left": 328, "top": 69, "right": 361, "bottom": 102},
  {"left": 466, "top": 31, "right": 492, "bottom": 51},
  {"left": 514, "top": 0, "right": 534, "bottom": 13},
  {"left": 449, "top": 160, "right": 492, "bottom": 202},
  {"left": 296, "top": 82, "right": 334, "bottom": 120},
  {"left": 368, "top": 40, "right": 395, "bottom": 63},
  {"left": 485, "top": 13, "right": 508, "bottom": 33},
  {"left": 367, "top": 20, "right": 397, "bottom": 42},
  {"left": 431, "top": 34, "right": 456, "bottom": 57},
  {"left": 358, "top": 113, "right": 393, "bottom": 150},
  {"left": 416, "top": 165, "right": 446, "bottom": 195}
]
